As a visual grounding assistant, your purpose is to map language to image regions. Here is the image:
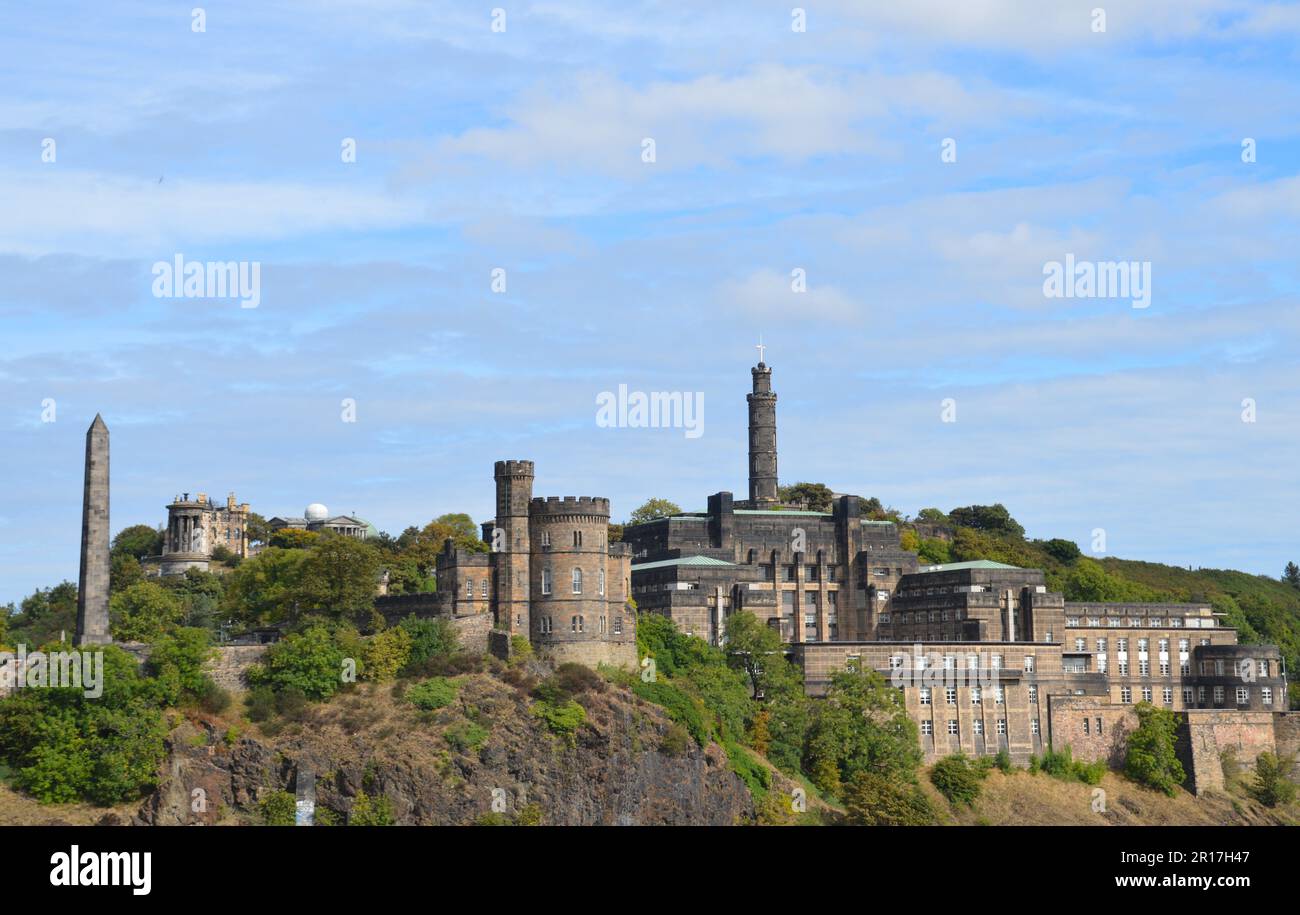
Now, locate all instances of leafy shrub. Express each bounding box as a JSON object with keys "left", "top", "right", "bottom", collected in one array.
[
  {"left": 406, "top": 677, "right": 458, "bottom": 711},
  {"left": 723, "top": 739, "right": 770, "bottom": 801},
  {"left": 245, "top": 685, "right": 276, "bottom": 722},
  {"left": 400, "top": 615, "right": 458, "bottom": 671},
  {"left": 994, "top": 749, "right": 1013, "bottom": 773},
  {"left": 553, "top": 663, "right": 606, "bottom": 697},
  {"left": 844, "top": 770, "right": 938, "bottom": 826},
  {"left": 929, "top": 754, "right": 985, "bottom": 807},
  {"left": 659, "top": 723, "right": 691, "bottom": 756},
  {"left": 532, "top": 698, "right": 586, "bottom": 742},
  {"left": 445, "top": 721, "right": 489, "bottom": 752},
  {"left": 515, "top": 802, "right": 543, "bottom": 825},
  {"left": 348, "top": 792, "right": 395, "bottom": 826},
  {"left": 1040, "top": 746, "right": 1075, "bottom": 780},
  {"left": 1250, "top": 752, "right": 1297, "bottom": 807},
  {"left": 360, "top": 626, "right": 412, "bottom": 682},
  {"left": 508, "top": 635, "right": 533, "bottom": 667},
  {"left": 248, "top": 625, "right": 345, "bottom": 701},
  {"left": 198, "top": 679, "right": 231, "bottom": 714},
  {"left": 260, "top": 790, "right": 297, "bottom": 826},
  {"left": 1124, "top": 702, "right": 1185, "bottom": 796},
  {"left": 632, "top": 679, "right": 710, "bottom": 745},
  {"left": 1075, "top": 758, "right": 1107, "bottom": 785},
  {"left": 274, "top": 687, "right": 308, "bottom": 720}
]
